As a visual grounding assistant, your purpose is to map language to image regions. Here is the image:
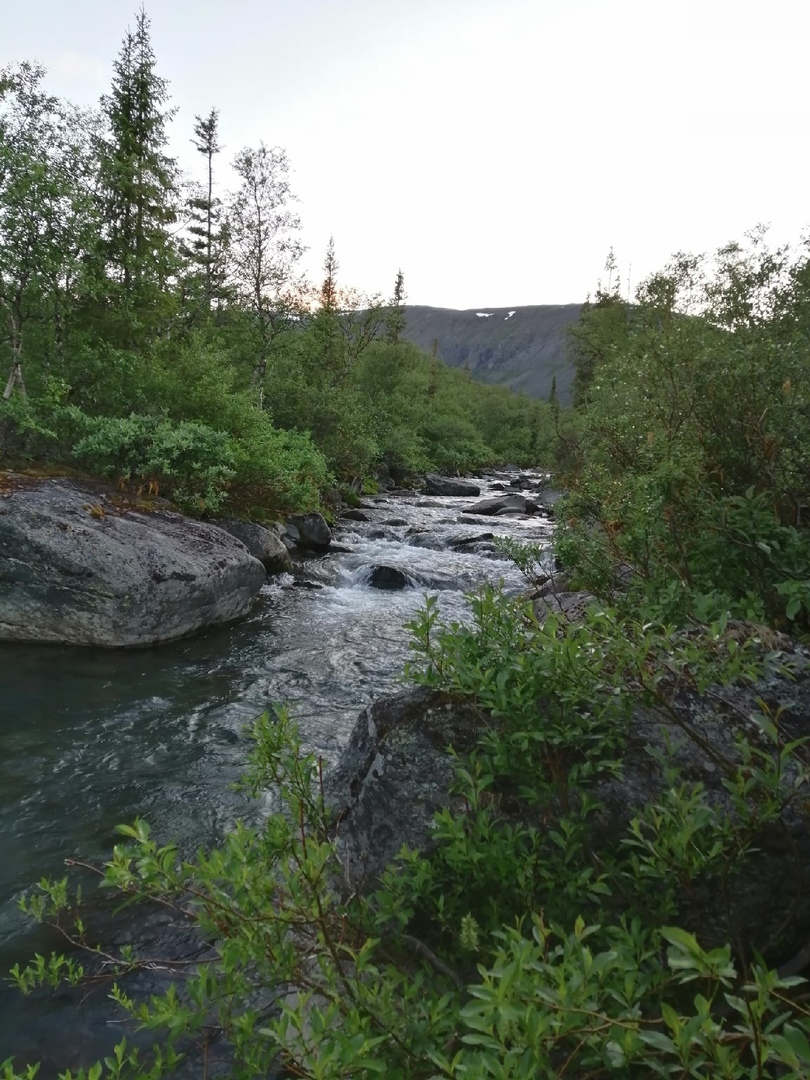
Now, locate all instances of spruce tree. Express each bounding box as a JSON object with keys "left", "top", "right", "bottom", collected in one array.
[
  {"left": 96, "top": 8, "right": 178, "bottom": 331},
  {"left": 385, "top": 268, "right": 406, "bottom": 345},
  {"left": 182, "top": 108, "right": 228, "bottom": 313}
]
